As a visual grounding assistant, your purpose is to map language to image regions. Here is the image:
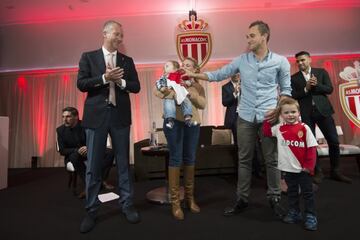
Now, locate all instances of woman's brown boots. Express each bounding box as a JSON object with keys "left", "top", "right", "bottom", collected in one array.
[
  {"left": 168, "top": 167, "right": 184, "bottom": 220},
  {"left": 168, "top": 165, "right": 200, "bottom": 220},
  {"left": 183, "top": 165, "right": 200, "bottom": 213}
]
